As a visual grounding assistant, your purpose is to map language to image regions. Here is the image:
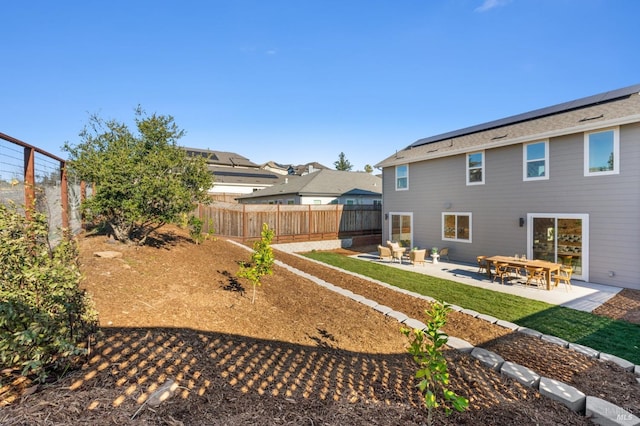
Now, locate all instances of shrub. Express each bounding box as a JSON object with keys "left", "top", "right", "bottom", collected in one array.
[
  {"left": 187, "top": 215, "right": 215, "bottom": 245},
  {"left": 0, "top": 203, "right": 98, "bottom": 382}
]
